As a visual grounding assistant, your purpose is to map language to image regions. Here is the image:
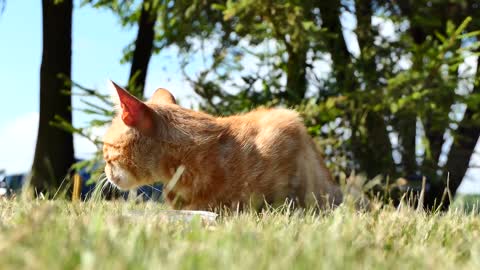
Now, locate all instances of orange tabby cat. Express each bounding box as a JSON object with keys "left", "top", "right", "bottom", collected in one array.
[{"left": 103, "top": 81, "right": 342, "bottom": 210}]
